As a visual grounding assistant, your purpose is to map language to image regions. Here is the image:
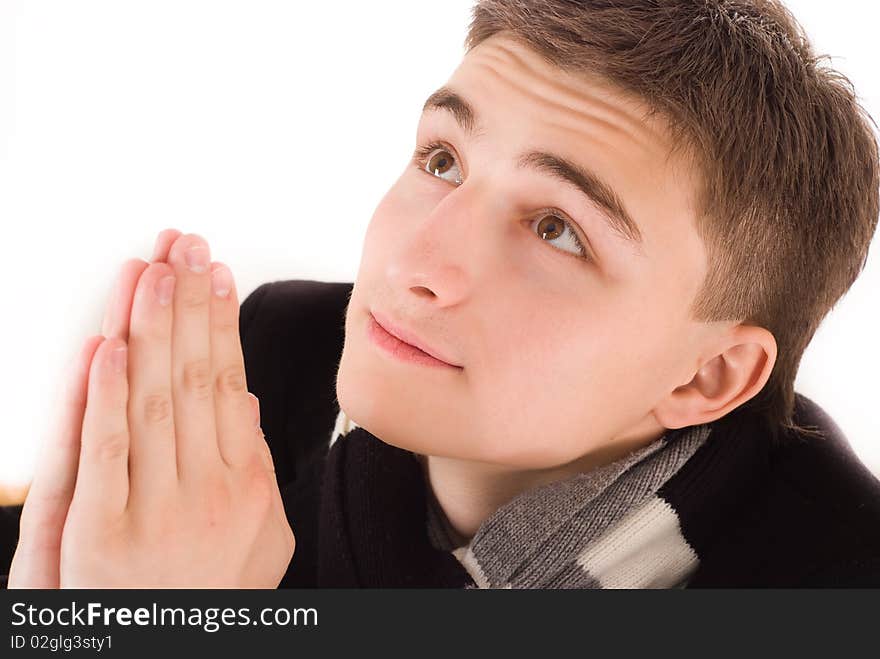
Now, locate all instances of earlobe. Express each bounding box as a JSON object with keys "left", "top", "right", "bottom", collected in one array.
[{"left": 652, "top": 325, "right": 777, "bottom": 429}]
